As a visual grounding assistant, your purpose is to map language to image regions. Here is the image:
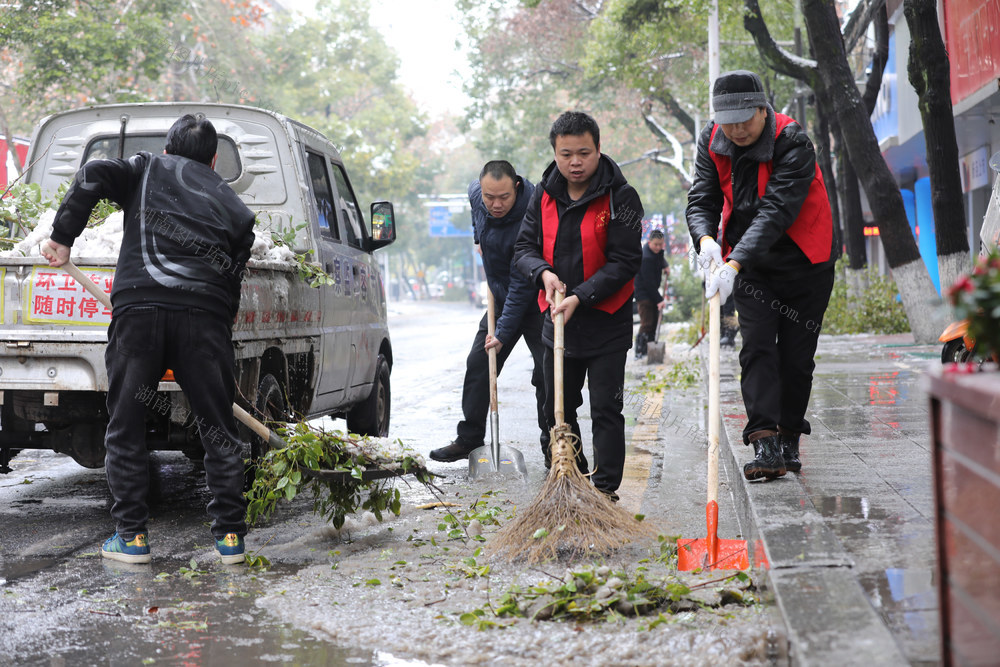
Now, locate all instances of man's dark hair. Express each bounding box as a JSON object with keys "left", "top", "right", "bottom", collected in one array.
[
  {"left": 480, "top": 160, "right": 517, "bottom": 182},
  {"left": 549, "top": 111, "right": 600, "bottom": 149},
  {"left": 165, "top": 113, "right": 218, "bottom": 166},
  {"left": 649, "top": 230, "right": 664, "bottom": 241}
]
